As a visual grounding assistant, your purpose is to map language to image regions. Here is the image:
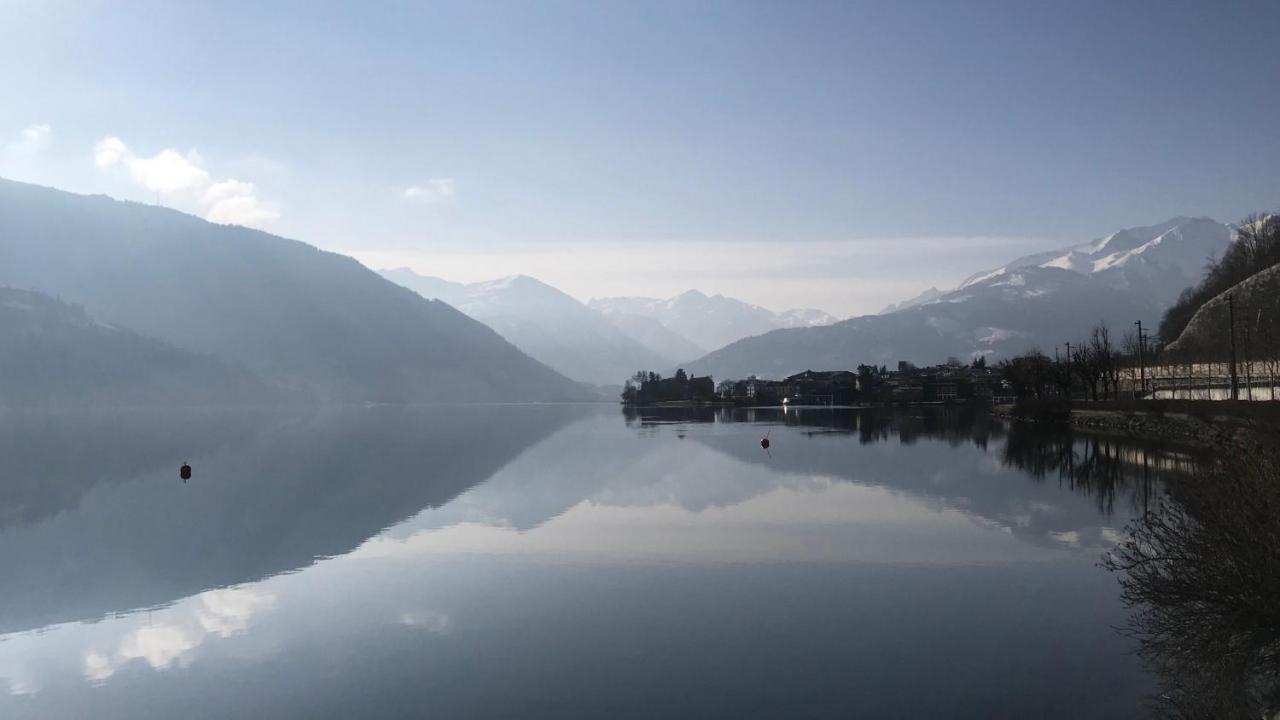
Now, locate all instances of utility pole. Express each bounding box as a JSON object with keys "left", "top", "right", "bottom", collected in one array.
[
  {"left": 1228, "top": 294, "right": 1239, "bottom": 401},
  {"left": 1053, "top": 345, "right": 1062, "bottom": 397},
  {"left": 1134, "top": 320, "right": 1146, "bottom": 400},
  {"left": 1244, "top": 321, "right": 1253, "bottom": 400},
  {"left": 1064, "top": 341, "right": 1072, "bottom": 400}
]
